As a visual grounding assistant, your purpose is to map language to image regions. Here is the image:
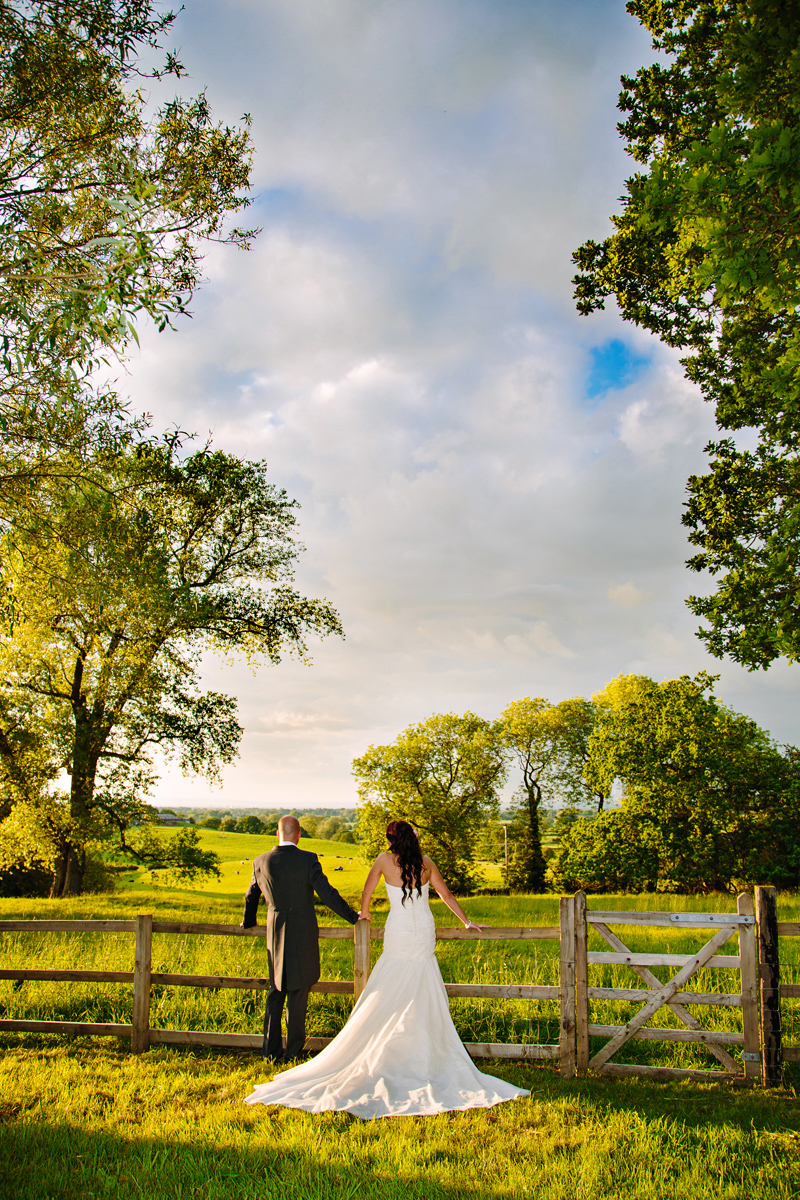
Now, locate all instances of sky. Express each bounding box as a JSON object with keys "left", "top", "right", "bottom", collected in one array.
[{"left": 126, "top": 0, "right": 799, "bottom": 811}]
